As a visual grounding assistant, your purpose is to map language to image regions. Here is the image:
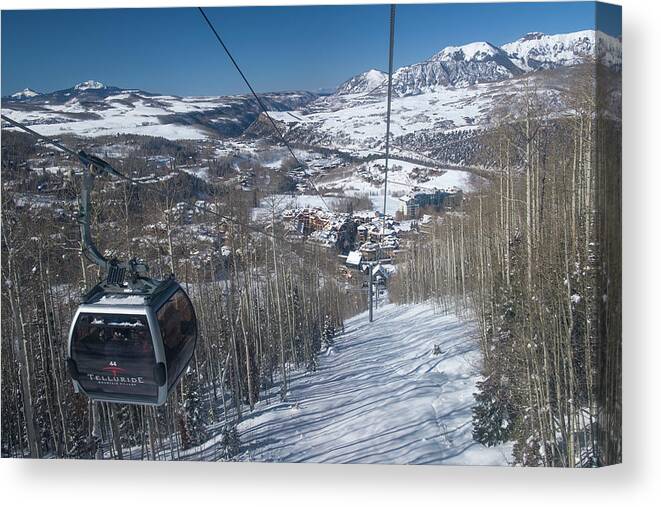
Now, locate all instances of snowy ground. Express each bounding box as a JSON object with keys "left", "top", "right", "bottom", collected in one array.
[
  {"left": 269, "top": 83, "right": 496, "bottom": 151},
  {"left": 235, "top": 301, "right": 513, "bottom": 465},
  {"left": 320, "top": 160, "right": 482, "bottom": 212},
  {"left": 2, "top": 95, "right": 213, "bottom": 140}
]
